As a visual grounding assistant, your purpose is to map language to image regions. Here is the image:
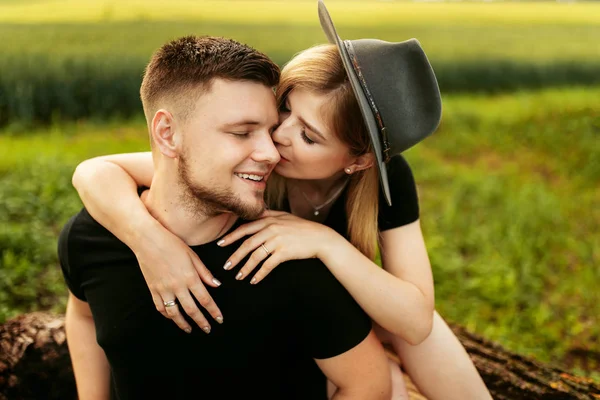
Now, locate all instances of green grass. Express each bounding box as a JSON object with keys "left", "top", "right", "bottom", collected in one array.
[
  {"left": 407, "top": 87, "right": 600, "bottom": 378},
  {"left": 1, "top": 1, "right": 600, "bottom": 128},
  {"left": 1, "top": 86, "right": 599, "bottom": 380},
  {"left": 2, "top": 1, "right": 599, "bottom": 63},
  {"left": 2, "top": 8, "right": 599, "bottom": 63},
  {"left": 1, "top": 1, "right": 599, "bottom": 27}
]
